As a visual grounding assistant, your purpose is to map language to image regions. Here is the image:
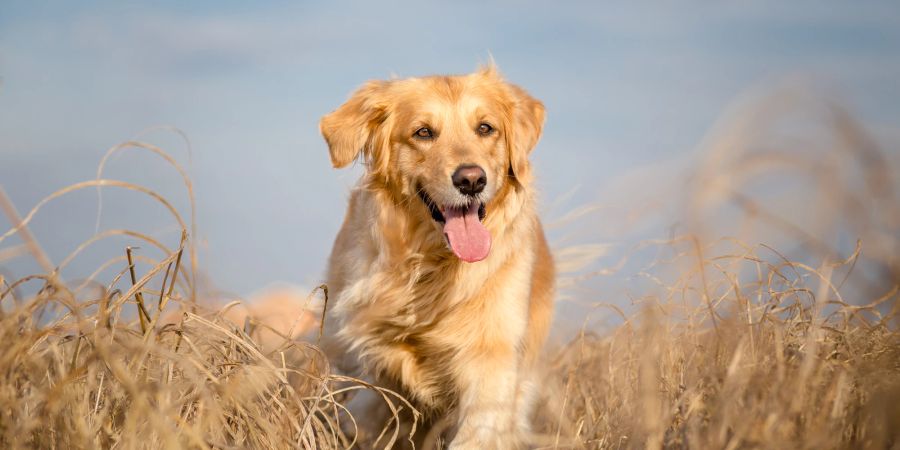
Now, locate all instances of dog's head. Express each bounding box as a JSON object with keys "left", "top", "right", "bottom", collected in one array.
[{"left": 320, "top": 66, "right": 544, "bottom": 263}]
